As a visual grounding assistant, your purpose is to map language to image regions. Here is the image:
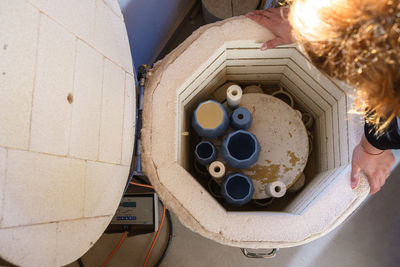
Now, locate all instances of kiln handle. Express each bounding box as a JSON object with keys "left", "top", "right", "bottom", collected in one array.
[{"left": 240, "top": 248, "right": 279, "bottom": 258}]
